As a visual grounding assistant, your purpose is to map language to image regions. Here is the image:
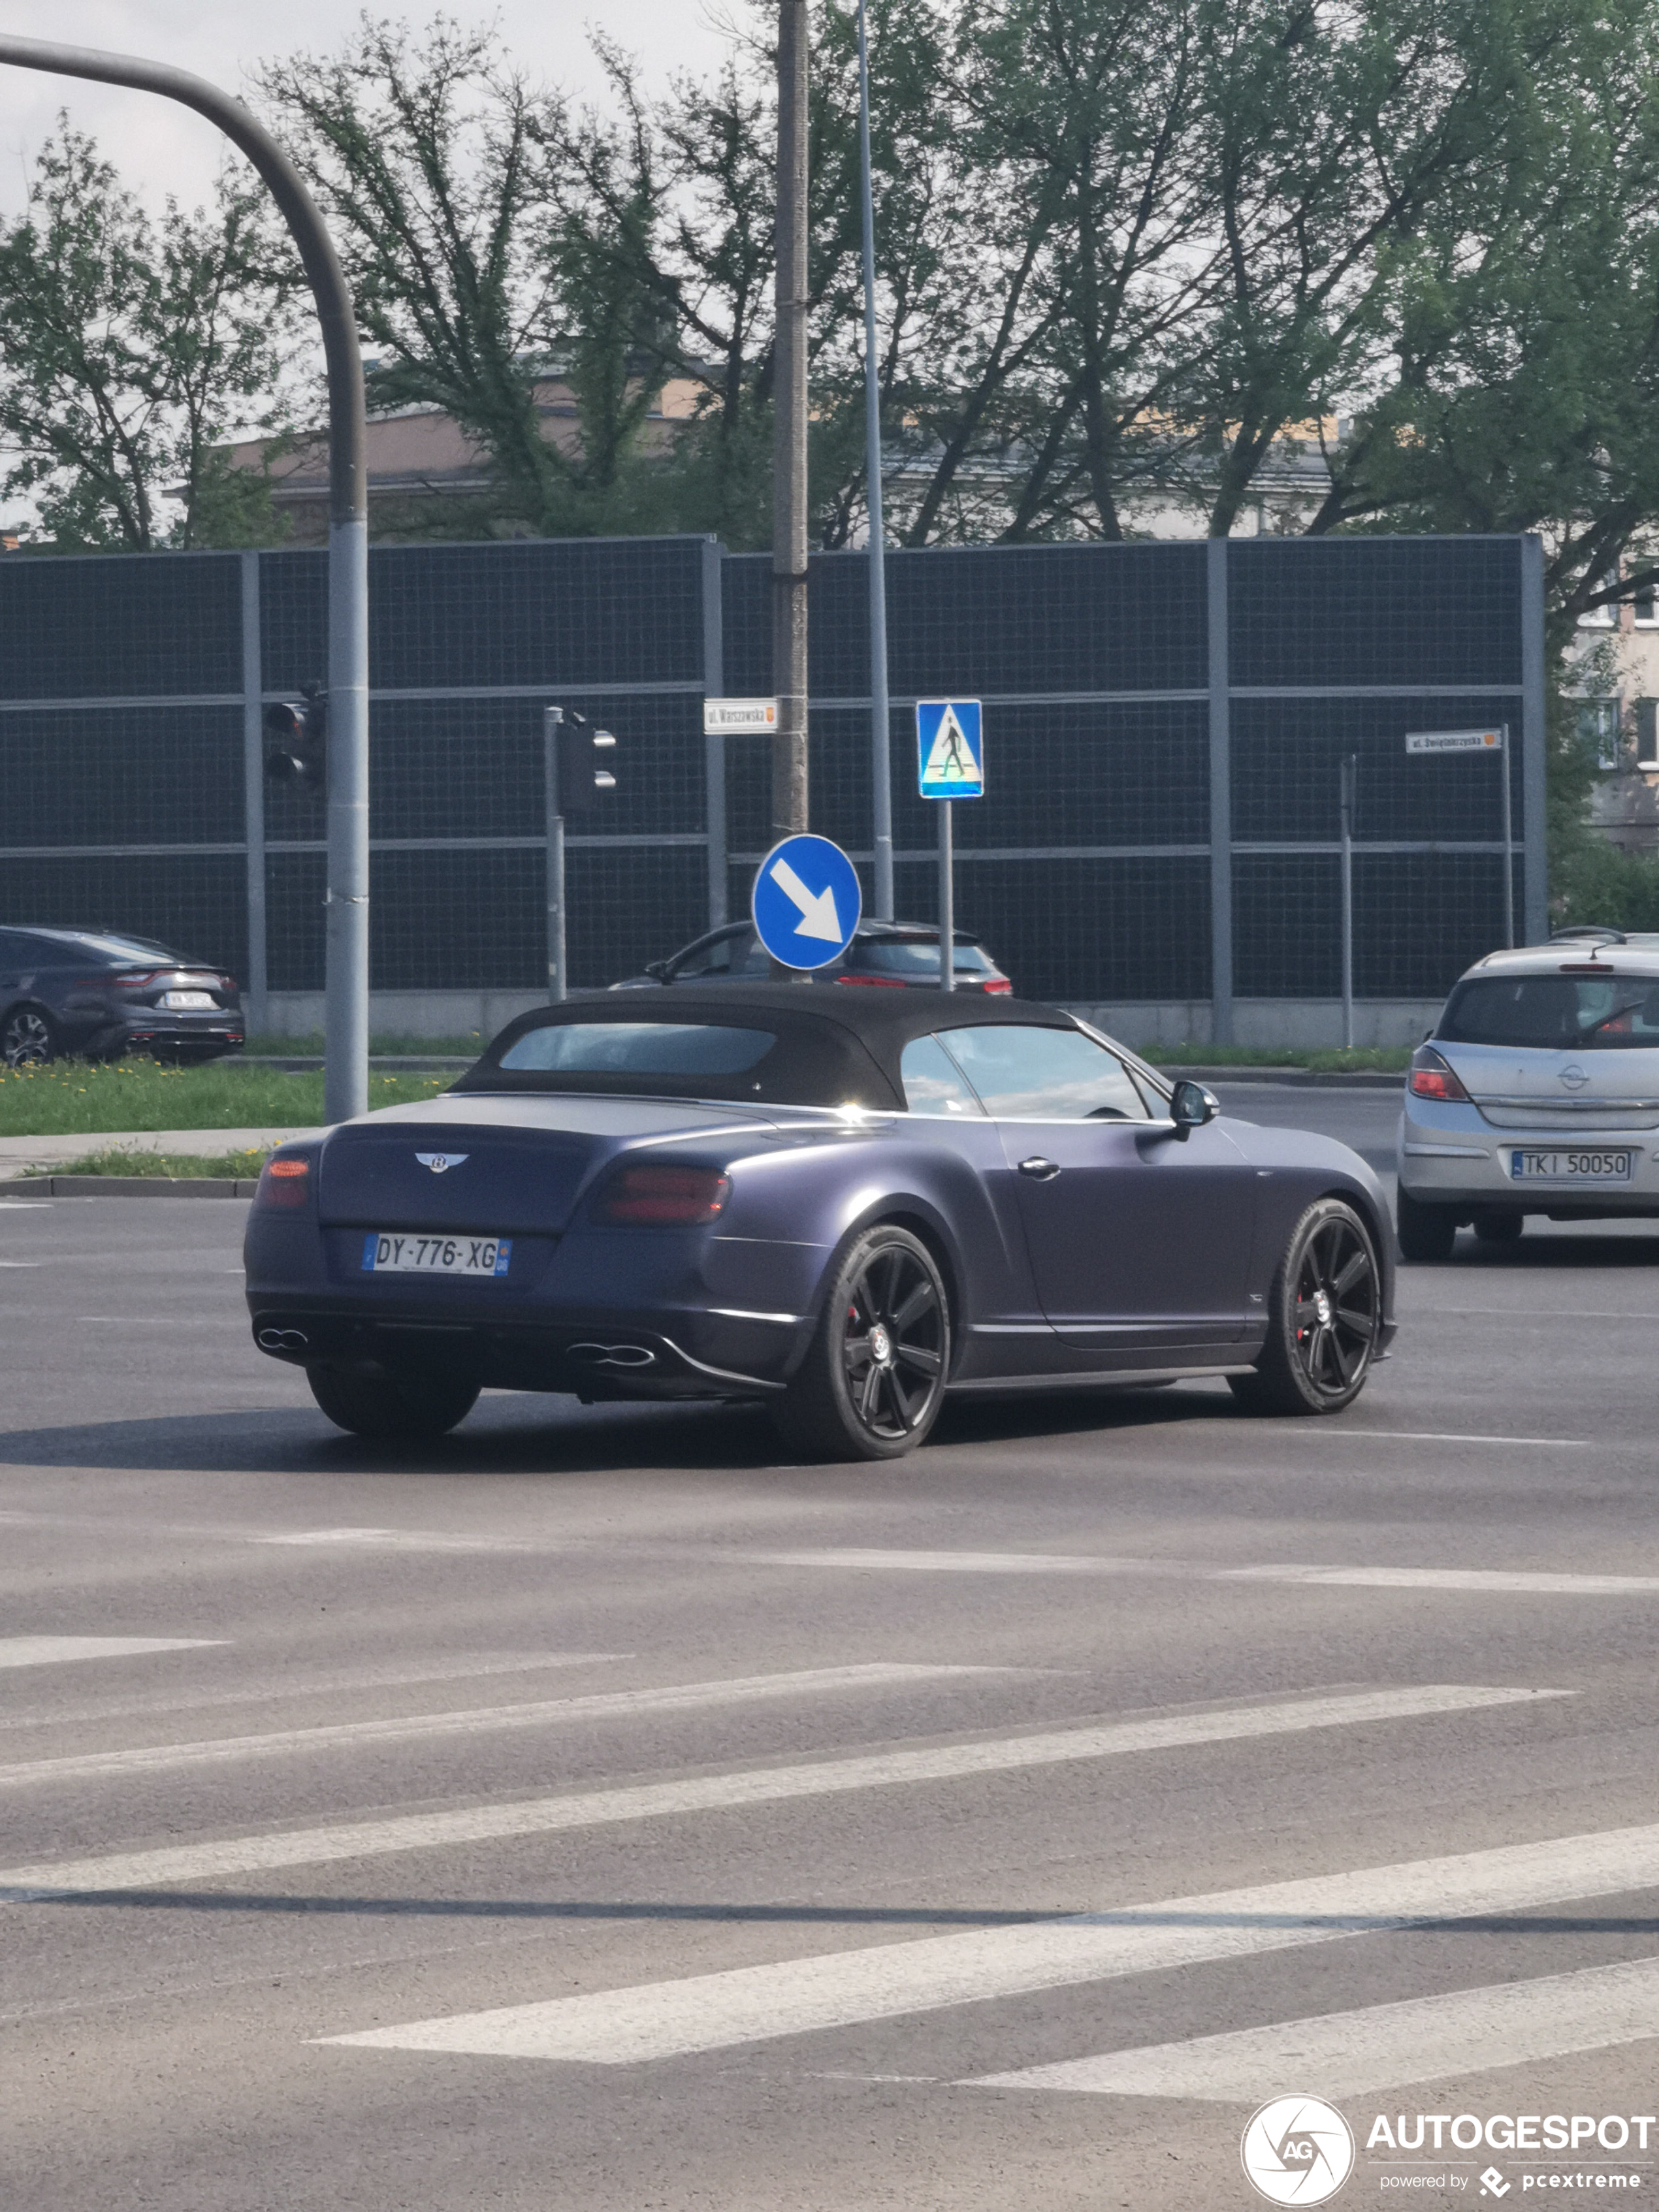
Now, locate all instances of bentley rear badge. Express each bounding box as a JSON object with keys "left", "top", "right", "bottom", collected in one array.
[{"left": 415, "top": 1152, "right": 468, "bottom": 1173}]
